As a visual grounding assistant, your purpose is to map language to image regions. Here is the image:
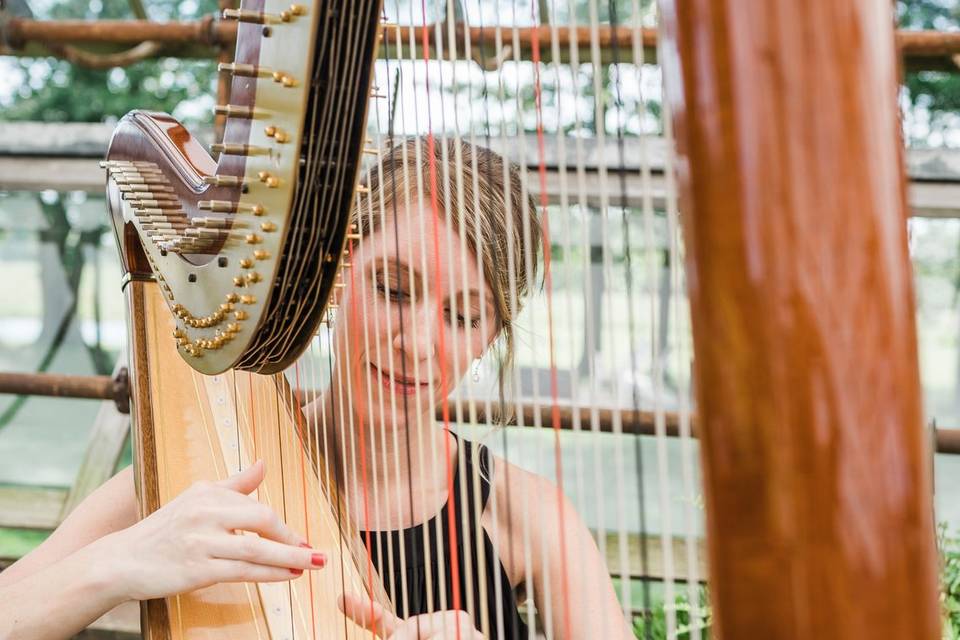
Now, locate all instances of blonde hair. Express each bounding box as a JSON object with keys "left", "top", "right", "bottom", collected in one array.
[{"left": 356, "top": 137, "right": 541, "bottom": 424}]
